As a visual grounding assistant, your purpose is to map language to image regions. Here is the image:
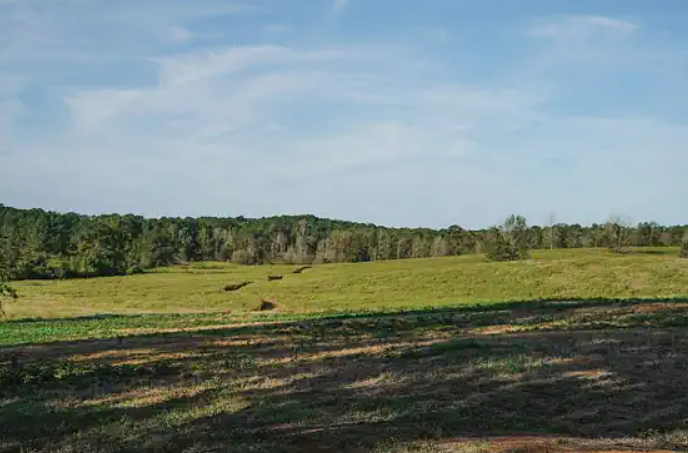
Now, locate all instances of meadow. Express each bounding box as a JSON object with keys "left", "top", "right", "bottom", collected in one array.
[{"left": 2, "top": 248, "right": 688, "bottom": 452}]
